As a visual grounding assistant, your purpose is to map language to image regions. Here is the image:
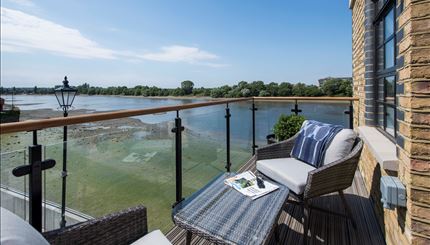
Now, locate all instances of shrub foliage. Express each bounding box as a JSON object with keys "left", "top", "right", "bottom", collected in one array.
[{"left": 273, "top": 114, "right": 306, "bottom": 141}]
